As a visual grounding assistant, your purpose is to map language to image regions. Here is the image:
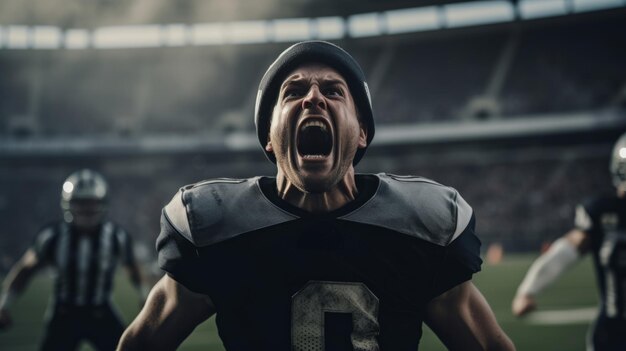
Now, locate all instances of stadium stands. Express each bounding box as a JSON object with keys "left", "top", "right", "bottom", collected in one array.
[
  {"left": 0, "top": 4, "right": 624, "bottom": 267},
  {"left": 1, "top": 9, "right": 624, "bottom": 137}
]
